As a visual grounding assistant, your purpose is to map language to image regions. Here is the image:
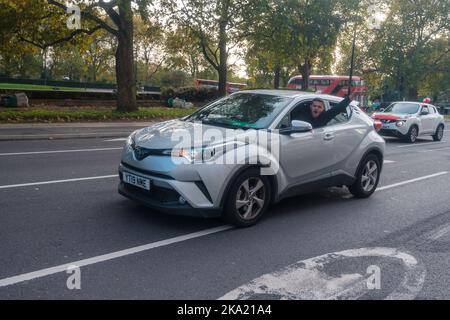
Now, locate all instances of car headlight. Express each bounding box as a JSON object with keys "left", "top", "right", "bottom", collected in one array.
[
  {"left": 396, "top": 121, "right": 405, "bottom": 127},
  {"left": 164, "top": 142, "right": 245, "bottom": 163},
  {"left": 126, "top": 131, "right": 137, "bottom": 147},
  {"left": 162, "top": 146, "right": 216, "bottom": 163}
]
